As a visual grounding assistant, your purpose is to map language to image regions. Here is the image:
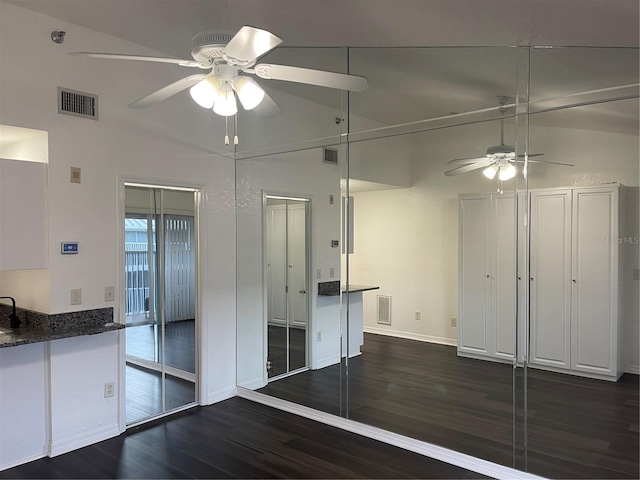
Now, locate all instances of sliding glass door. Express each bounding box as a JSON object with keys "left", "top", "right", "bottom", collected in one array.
[{"left": 124, "top": 185, "right": 198, "bottom": 425}]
